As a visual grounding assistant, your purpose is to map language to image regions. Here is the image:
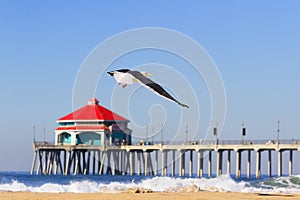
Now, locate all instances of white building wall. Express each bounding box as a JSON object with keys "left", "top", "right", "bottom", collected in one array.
[{"left": 71, "top": 132, "right": 77, "bottom": 145}]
